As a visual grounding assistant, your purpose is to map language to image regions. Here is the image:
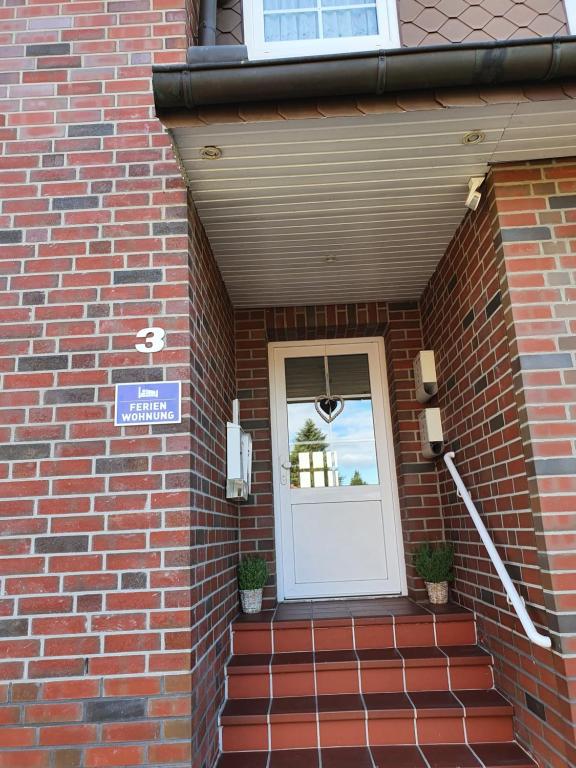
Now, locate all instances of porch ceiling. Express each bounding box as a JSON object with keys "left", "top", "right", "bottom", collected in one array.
[{"left": 171, "top": 99, "right": 576, "bottom": 307}]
